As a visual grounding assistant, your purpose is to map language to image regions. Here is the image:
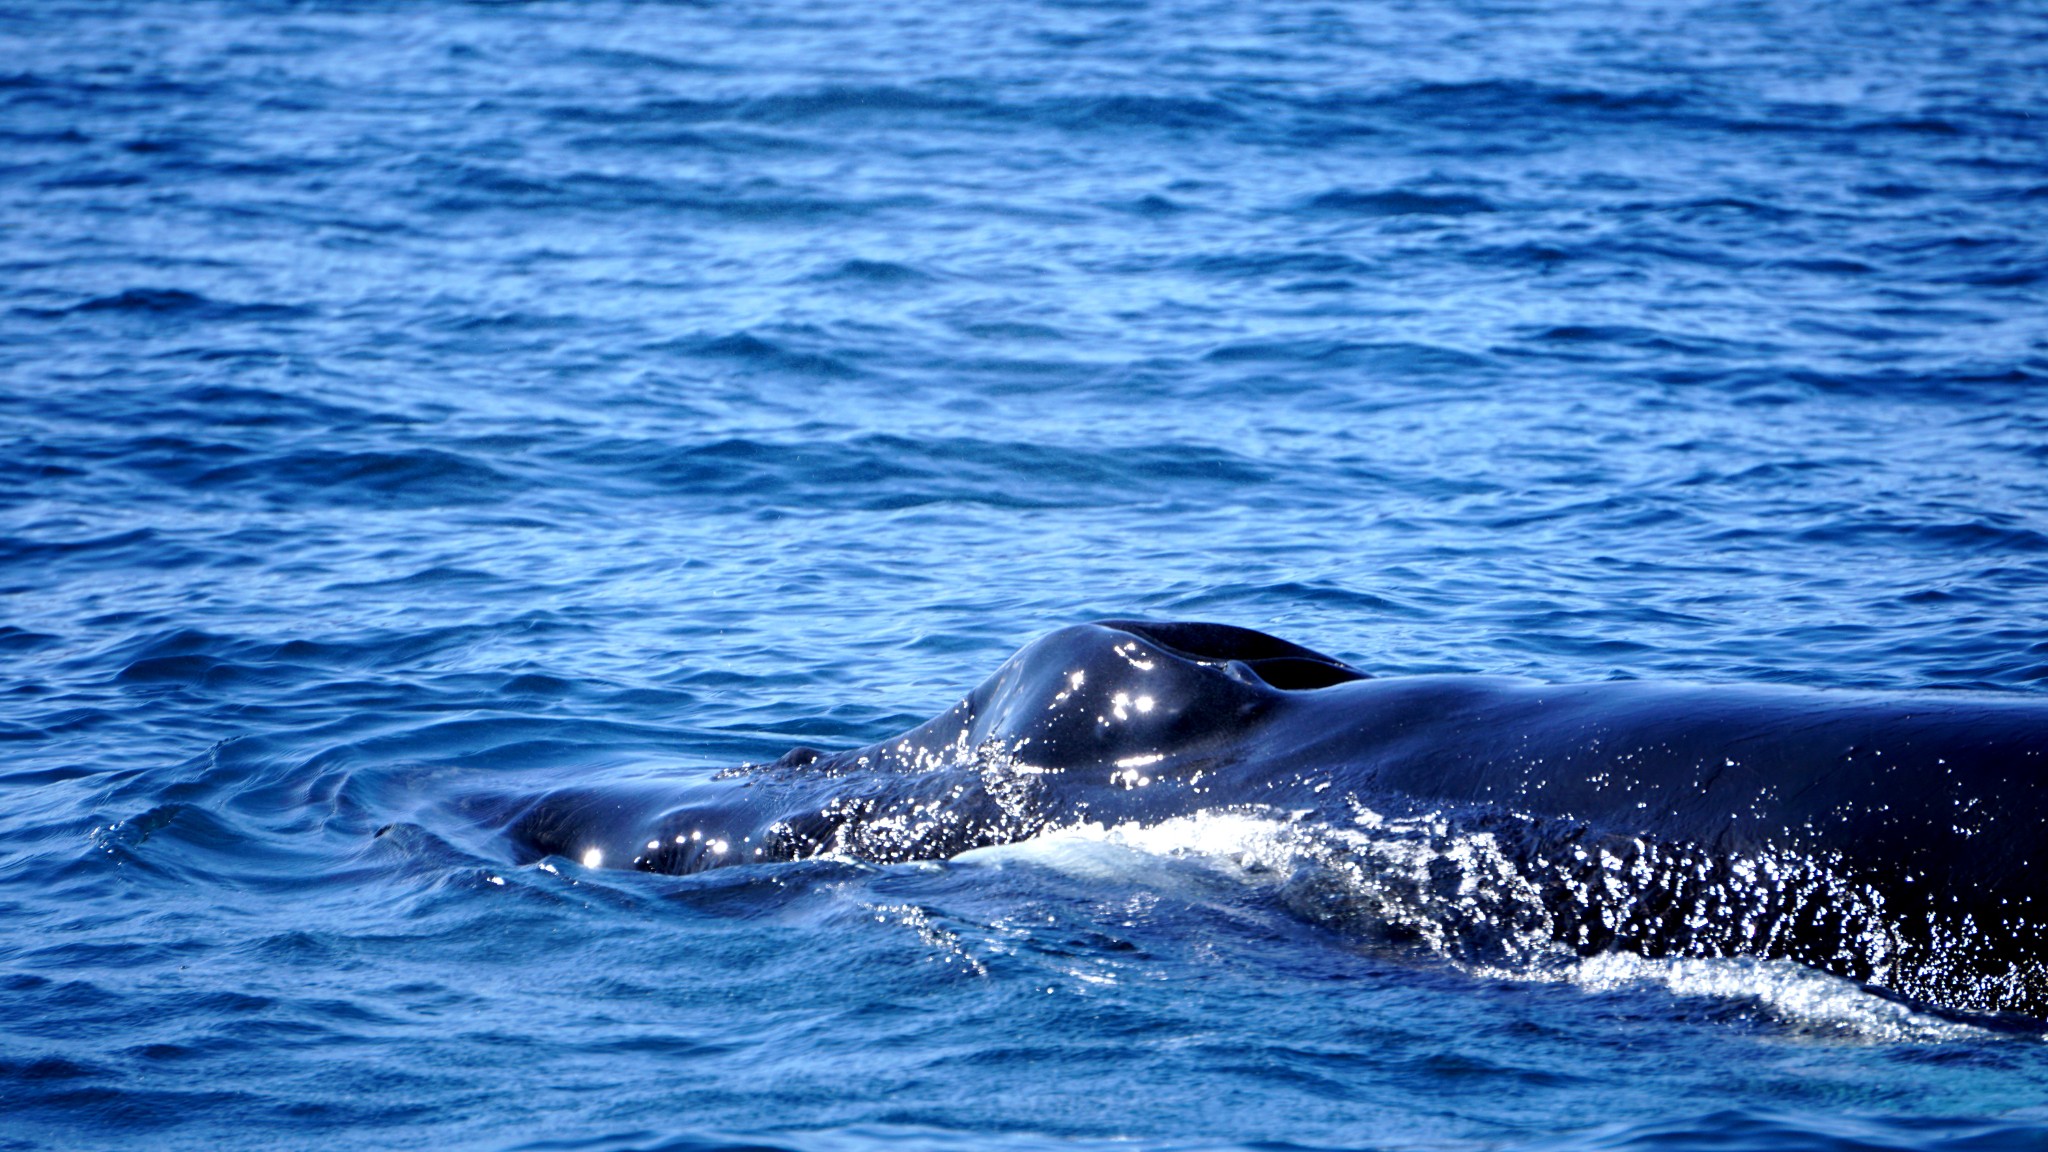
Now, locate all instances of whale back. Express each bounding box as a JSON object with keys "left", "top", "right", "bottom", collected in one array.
[{"left": 492, "top": 621, "right": 2048, "bottom": 1021}]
